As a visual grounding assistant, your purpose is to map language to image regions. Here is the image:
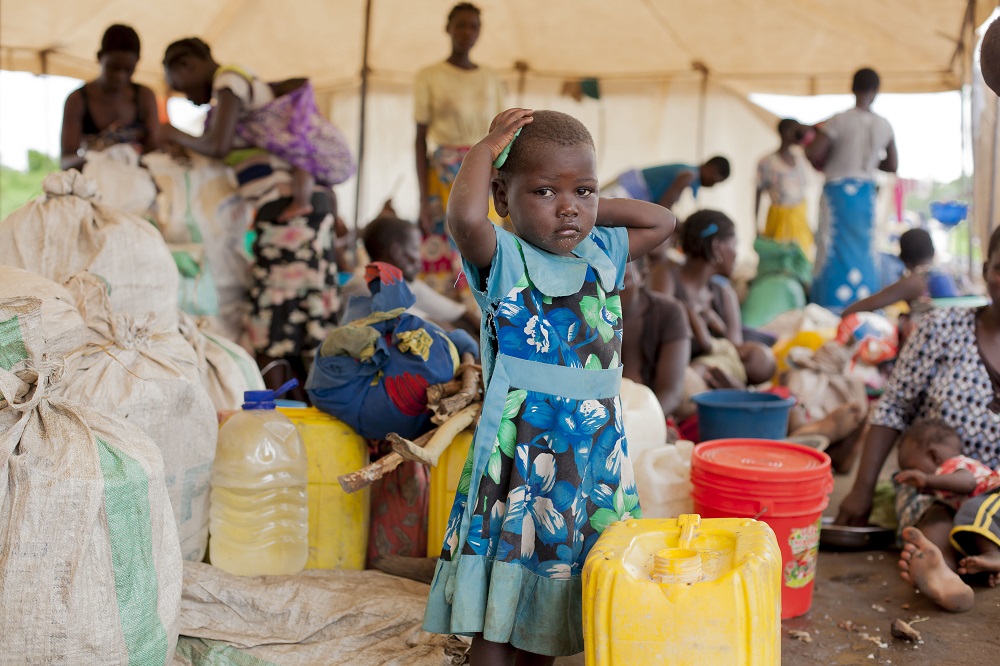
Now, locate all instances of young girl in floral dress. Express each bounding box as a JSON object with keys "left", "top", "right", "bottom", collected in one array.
[{"left": 422, "top": 108, "right": 674, "bottom": 663}]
